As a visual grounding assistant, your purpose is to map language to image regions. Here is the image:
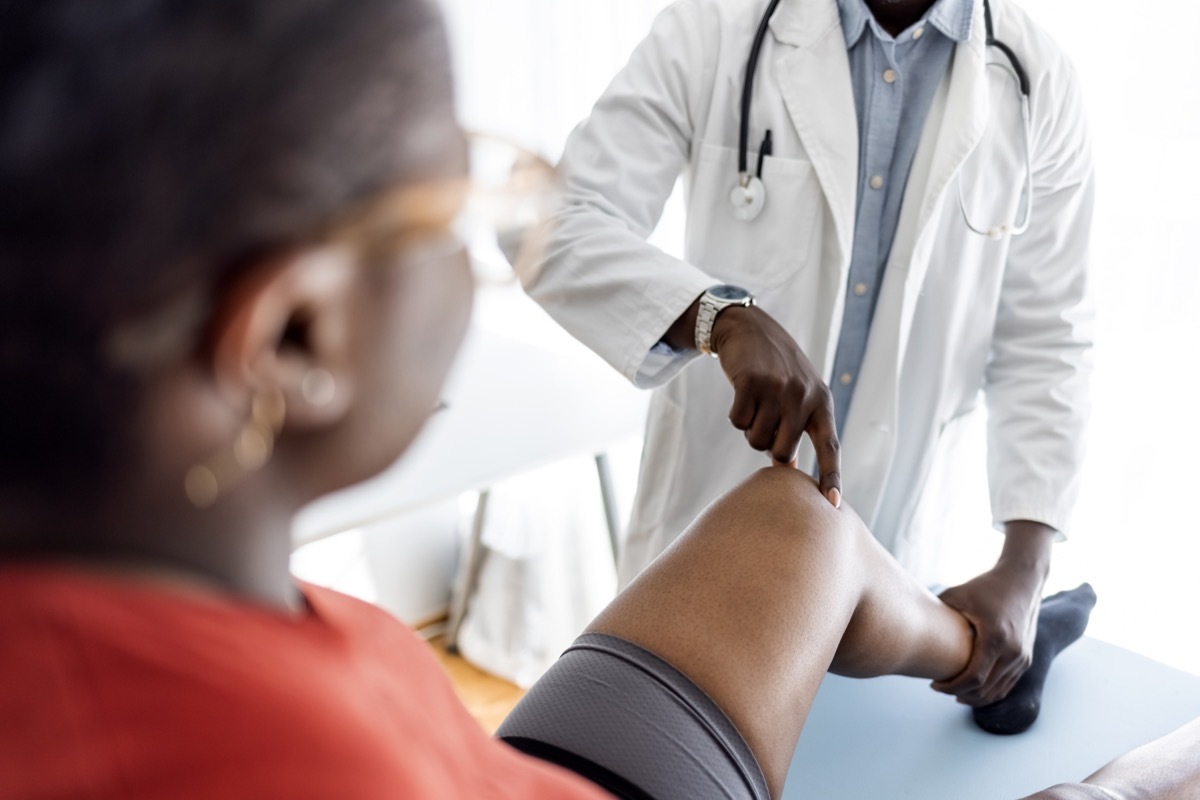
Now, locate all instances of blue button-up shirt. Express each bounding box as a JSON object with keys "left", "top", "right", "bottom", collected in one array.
[{"left": 829, "top": 0, "right": 972, "bottom": 437}]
